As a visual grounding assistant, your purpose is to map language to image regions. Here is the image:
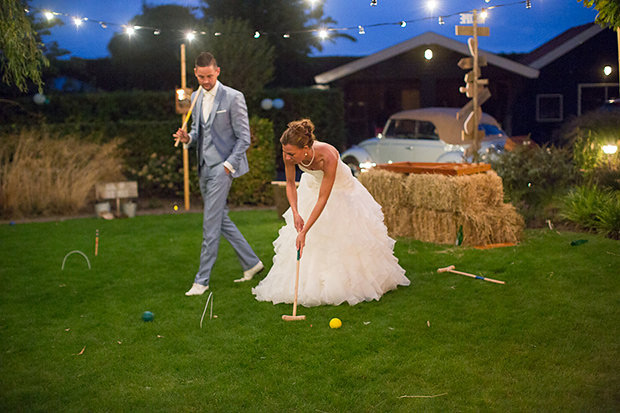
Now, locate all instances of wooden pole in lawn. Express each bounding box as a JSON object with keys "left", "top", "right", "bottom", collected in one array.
[{"left": 180, "top": 43, "right": 190, "bottom": 211}]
